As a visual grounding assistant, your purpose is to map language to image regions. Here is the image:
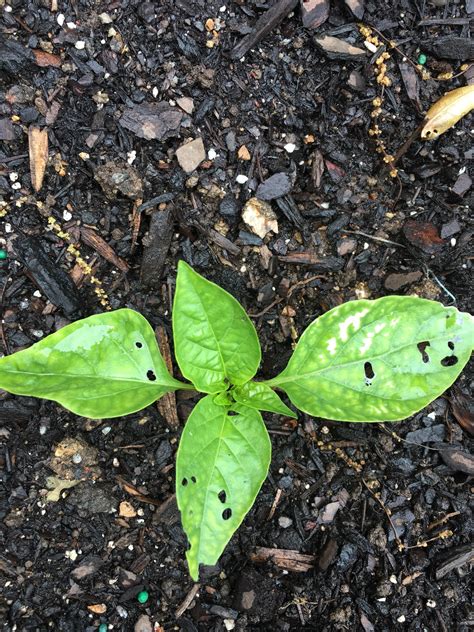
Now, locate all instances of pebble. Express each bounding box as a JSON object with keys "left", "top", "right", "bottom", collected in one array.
[
  {"left": 236, "top": 174, "right": 248, "bottom": 184},
  {"left": 75, "top": 41, "right": 85, "bottom": 50},
  {"left": 278, "top": 516, "right": 293, "bottom": 528},
  {"left": 134, "top": 614, "right": 152, "bottom": 632},
  {"left": 176, "top": 96, "right": 194, "bottom": 114},
  {"left": 284, "top": 142, "right": 296, "bottom": 153},
  {"left": 242, "top": 198, "right": 278, "bottom": 238},
  {"left": 176, "top": 137, "right": 205, "bottom": 173}
]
